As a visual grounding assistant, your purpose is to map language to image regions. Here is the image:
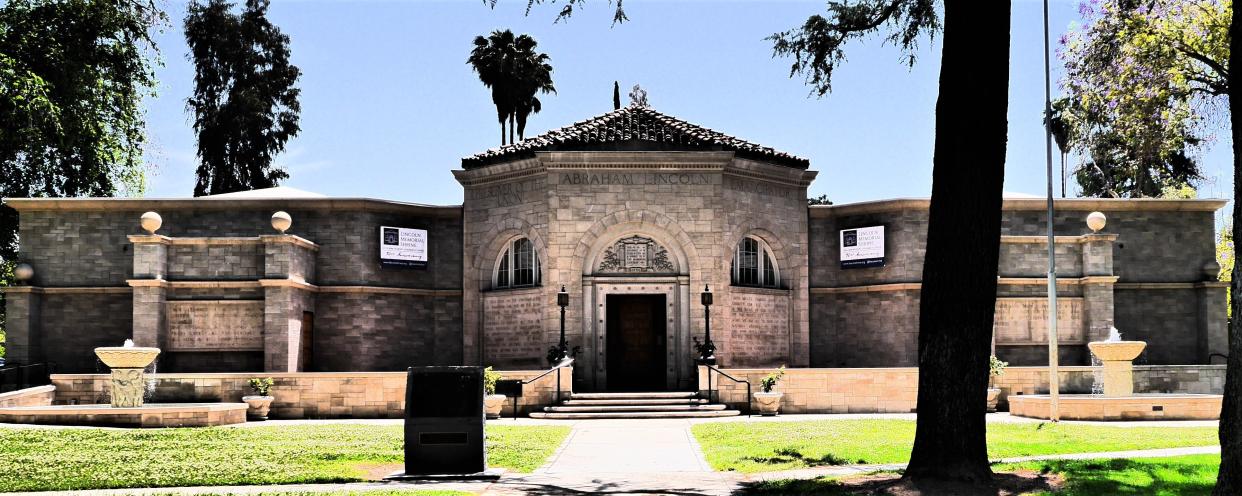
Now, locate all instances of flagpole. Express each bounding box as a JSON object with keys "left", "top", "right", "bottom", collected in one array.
[{"left": 1042, "top": 0, "right": 1061, "bottom": 422}]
